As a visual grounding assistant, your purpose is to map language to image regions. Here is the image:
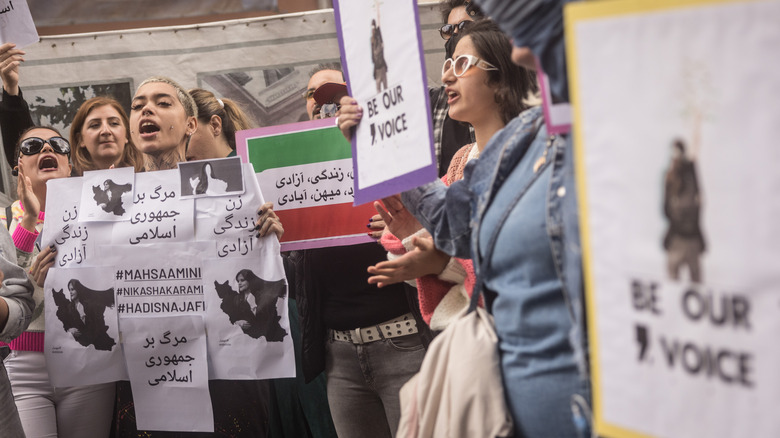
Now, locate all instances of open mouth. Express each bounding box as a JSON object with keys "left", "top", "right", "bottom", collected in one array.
[
  {"left": 139, "top": 121, "right": 161, "bottom": 136},
  {"left": 39, "top": 156, "right": 59, "bottom": 171},
  {"left": 446, "top": 89, "right": 459, "bottom": 104}
]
